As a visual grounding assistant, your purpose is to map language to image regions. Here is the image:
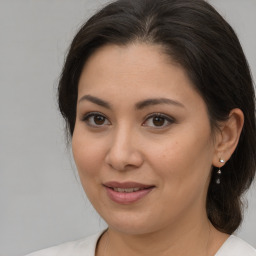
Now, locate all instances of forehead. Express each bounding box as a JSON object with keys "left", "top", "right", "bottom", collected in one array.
[
  {"left": 78, "top": 43, "right": 203, "bottom": 109},
  {"left": 79, "top": 43, "right": 172, "bottom": 85}
]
